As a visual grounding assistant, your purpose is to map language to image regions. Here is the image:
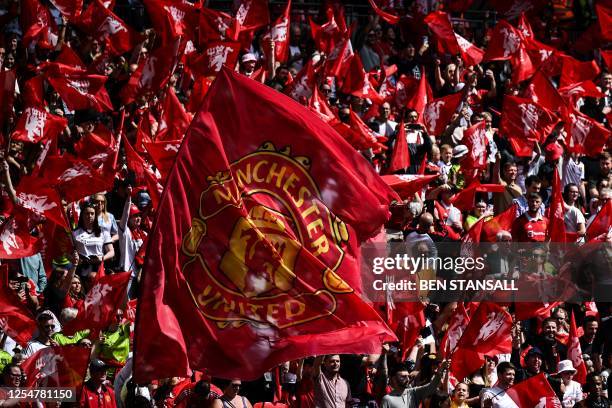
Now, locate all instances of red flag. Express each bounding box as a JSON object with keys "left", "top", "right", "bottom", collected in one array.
[
  {"left": 42, "top": 64, "right": 113, "bottom": 112},
  {"left": 49, "top": 0, "right": 82, "bottom": 18},
  {"left": 367, "top": 0, "right": 400, "bottom": 24},
  {"left": 264, "top": 0, "right": 291, "bottom": 63},
  {"left": 523, "top": 71, "right": 566, "bottom": 112},
  {"left": 488, "top": 0, "right": 548, "bottom": 19},
  {"left": 121, "top": 38, "right": 182, "bottom": 104},
  {"left": 21, "top": 0, "right": 57, "bottom": 49},
  {"left": 324, "top": 37, "right": 354, "bottom": 78},
  {"left": 121, "top": 133, "right": 162, "bottom": 208},
  {"left": 568, "top": 312, "right": 587, "bottom": 384},
  {"left": 450, "top": 302, "right": 512, "bottom": 381},
  {"left": 15, "top": 175, "right": 68, "bottom": 228},
  {"left": 11, "top": 106, "right": 67, "bottom": 144},
  {"left": 560, "top": 56, "right": 601, "bottom": 88},
  {"left": 133, "top": 68, "right": 398, "bottom": 382},
  {"left": 156, "top": 88, "right": 191, "bottom": 141},
  {"left": 484, "top": 20, "right": 524, "bottom": 61},
  {"left": 143, "top": 0, "right": 197, "bottom": 45},
  {"left": 423, "top": 92, "right": 463, "bottom": 135},
  {"left": 198, "top": 7, "right": 239, "bottom": 44},
  {"left": 340, "top": 54, "right": 366, "bottom": 95},
  {"left": 501, "top": 96, "right": 559, "bottom": 143},
  {"left": 235, "top": 0, "right": 269, "bottom": 31},
  {"left": 559, "top": 81, "right": 604, "bottom": 105},
  {"left": 0, "top": 265, "right": 37, "bottom": 346},
  {"left": 308, "top": 86, "right": 338, "bottom": 124},
  {"left": 63, "top": 272, "right": 130, "bottom": 336},
  {"left": 394, "top": 302, "right": 425, "bottom": 361},
  {"left": 285, "top": 59, "right": 316, "bottom": 103},
  {"left": 0, "top": 213, "right": 40, "bottom": 259},
  {"left": 186, "top": 76, "right": 213, "bottom": 113},
  {"left": 404, "top": 71, "right": 433, "bottom": 119},
  {"left": 440, "top": 303, "right": 470, "bottom": 359},
  {"left": 309, "top": 15, "right": 344, "bottom": 55},
  {"left": 547, "top": 168, "right": 567, "bottom": 242},
  {"left": 39, "top": 155, "right": 114, "bottom": 203},
  {"left": 505, "top": 373, "right": 562, "bottom": 407},
  {"left": 381, "top": 174, "right": 438, "bottom": 199},
  {"left": 517, "top": 12, "right": 534, "bottom": 38},
  {"left": 596, "top": 3, "right": 612, "bottom": 42},
  {"left": 333, "top": 110, "right": 387, "bottom": 152},
  {"left": 514, "top": 301, "right": 561, "bottom": 321},
  {"left": 462, "top": 121, "right": 488, "bottom": 170},
  {"left": 39, "top": 222, "right": 74, "bottom": 275},
  {"left": 481, "top": 204, "right": 517, "bottom": 242},
  {"left": 21, "top": 345, "right": 90, "bottom": 390},
  {"left": 450, "top": 182, "right": 505, "bottom": 211},
  {"left": 565, "top": 110, "right": 611, "bottom": 156},
  {"left": 188, "top": 41, "right": 241, "bottom": 77},
  {"left": 144, "top": 140, "right": 181, "bottom": 180},
  {"left": 76, "top": 0, "right": 143, "bottom": 55},
  {"left": 586, "top": 200, "right": 612, "bottom": 242},
  {"left": 22, "top": 76, "right": 45, "bottom": 107},
  {"left": 388, "top": 121, "right": 409, "bottom": 173},
  {"left": 424, "top": 11, "right": 484, "bottom": 66}
]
